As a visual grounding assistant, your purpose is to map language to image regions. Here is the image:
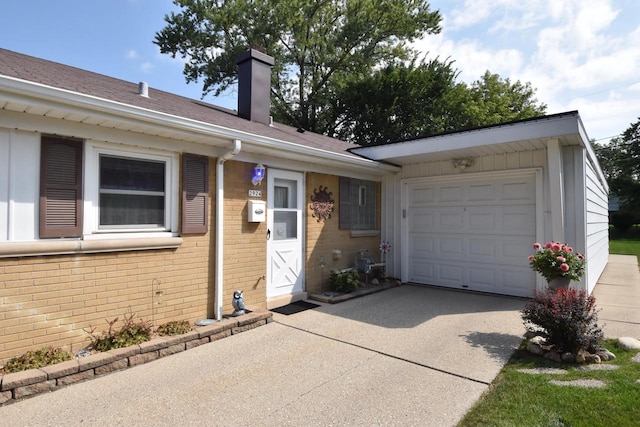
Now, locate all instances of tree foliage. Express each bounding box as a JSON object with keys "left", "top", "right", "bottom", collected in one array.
[
  {"left": 155, "top": 0, "right": 442, "bottom": 134},
  {"left": 593, "top": 118, "right": 640, "bottom": 211},
  {"left": 336, "top": 65, "right": 547, "bottom": 145}
]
